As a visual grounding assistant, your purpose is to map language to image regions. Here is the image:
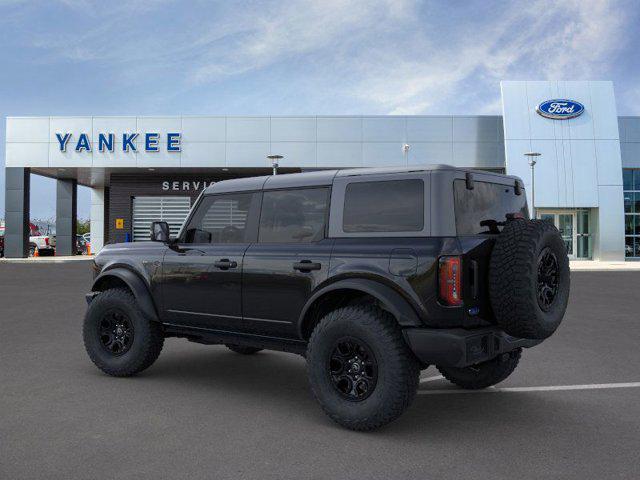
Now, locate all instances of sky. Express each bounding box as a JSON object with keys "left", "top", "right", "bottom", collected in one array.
[{"left": 1, "top": 0, "right": 639, "bottom": 220}]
